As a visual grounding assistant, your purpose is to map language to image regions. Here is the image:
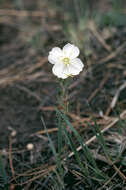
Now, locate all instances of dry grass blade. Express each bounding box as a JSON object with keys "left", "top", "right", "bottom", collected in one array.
[
  {"left": 97, "top": 166, "right": 121, "bottom": 190},
  {"left": 15, "top": 84, "right": 42, "bottom": 102},
  {"left": 67, "top": 109, "right": 126, "bottom": 159},
  {"left": 99, "top": 41, "right": 126, "bottom": 64},
  {"left": 35, "top": 128, "right": 58, "bottom": 135},
  {"left": 106, "top": 82, "right": 126, "bottom": 116},
  {"left": 88, "top": 72, "right": 110, "bottom": 103},
  {"left": 9, "top": 164, "right": 56, "bottom": 185},
  {"left": 88, "top": 20, "right": 112, "bottom": 52},
  {"left": 17, "top": 165, "right": 56, "bottom": 186},
  {"left": 0, "top": 9, "right": 47, "bottom": 17},
  {"left": 0, "top": 57, "right": 48, "bottom": 86}
]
